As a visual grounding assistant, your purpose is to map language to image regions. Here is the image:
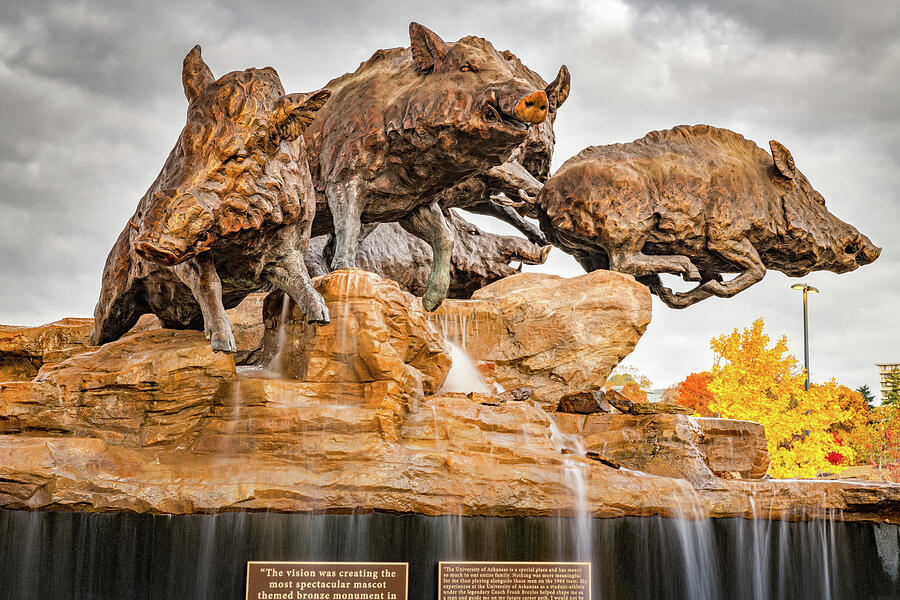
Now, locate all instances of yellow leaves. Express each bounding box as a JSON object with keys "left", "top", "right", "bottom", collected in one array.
[{"left": 708, "top": 317, "right": 859, "bottom": 478}]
